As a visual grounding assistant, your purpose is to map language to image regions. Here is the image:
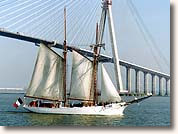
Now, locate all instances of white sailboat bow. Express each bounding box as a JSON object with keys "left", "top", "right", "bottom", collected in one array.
[{"left": 23, "top": 46, "right": 127, "bottom": 115}]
